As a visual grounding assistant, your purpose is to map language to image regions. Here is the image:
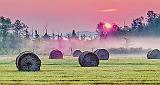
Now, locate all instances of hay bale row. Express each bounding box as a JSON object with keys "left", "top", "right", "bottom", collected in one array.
[
  {"left": 72, "top": 49, "right": 109, "bottom": 67},
  {"left": 16, "top": 48, "right": 160, "bottom": 71},
  {"left": 16, "top": 50, "right": 100, "bottom": 71},
  {"left": 73, "top": 49, "right": 110, "bottom": 60}
]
